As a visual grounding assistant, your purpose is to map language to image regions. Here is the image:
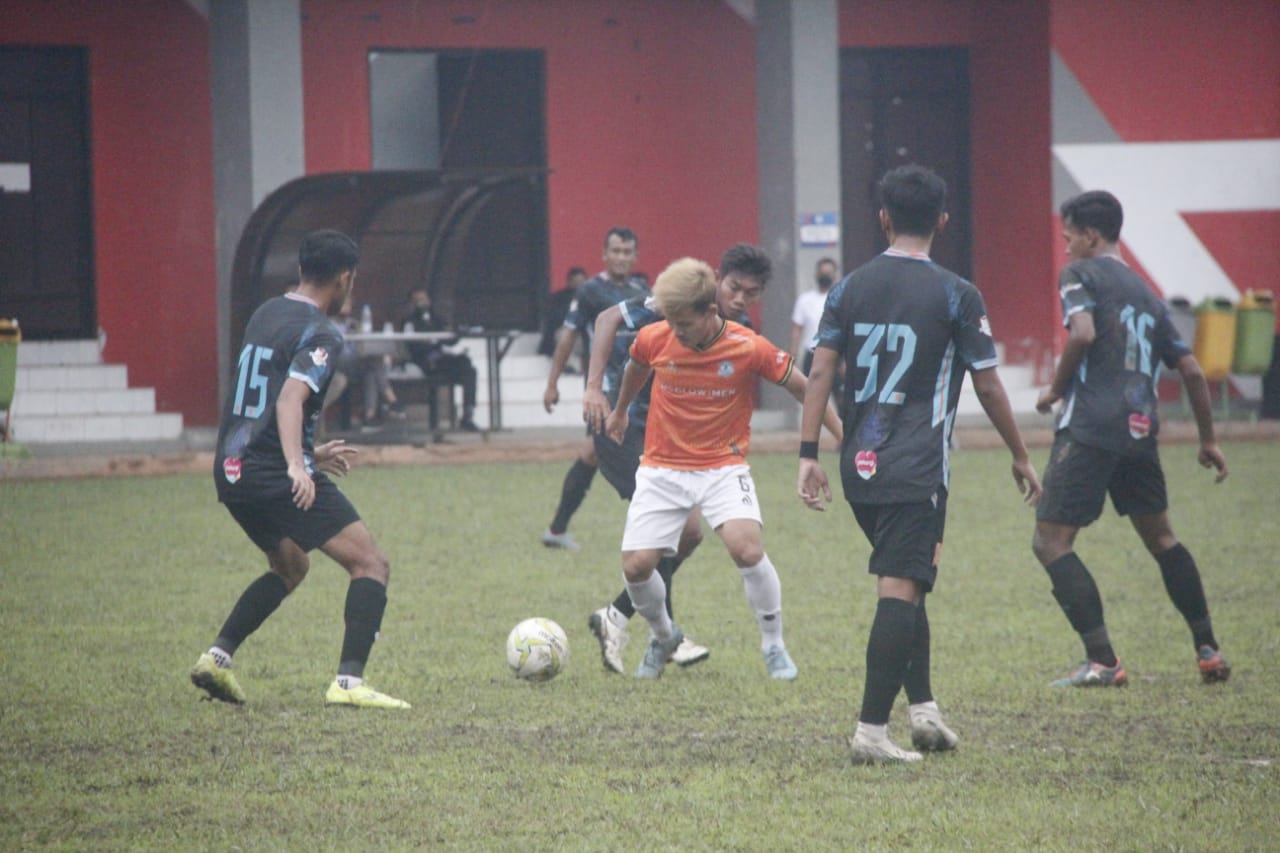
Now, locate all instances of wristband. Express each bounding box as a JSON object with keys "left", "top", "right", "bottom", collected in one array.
[{"left": 799, "top": 441, "right": 819, "bottom": 460}]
